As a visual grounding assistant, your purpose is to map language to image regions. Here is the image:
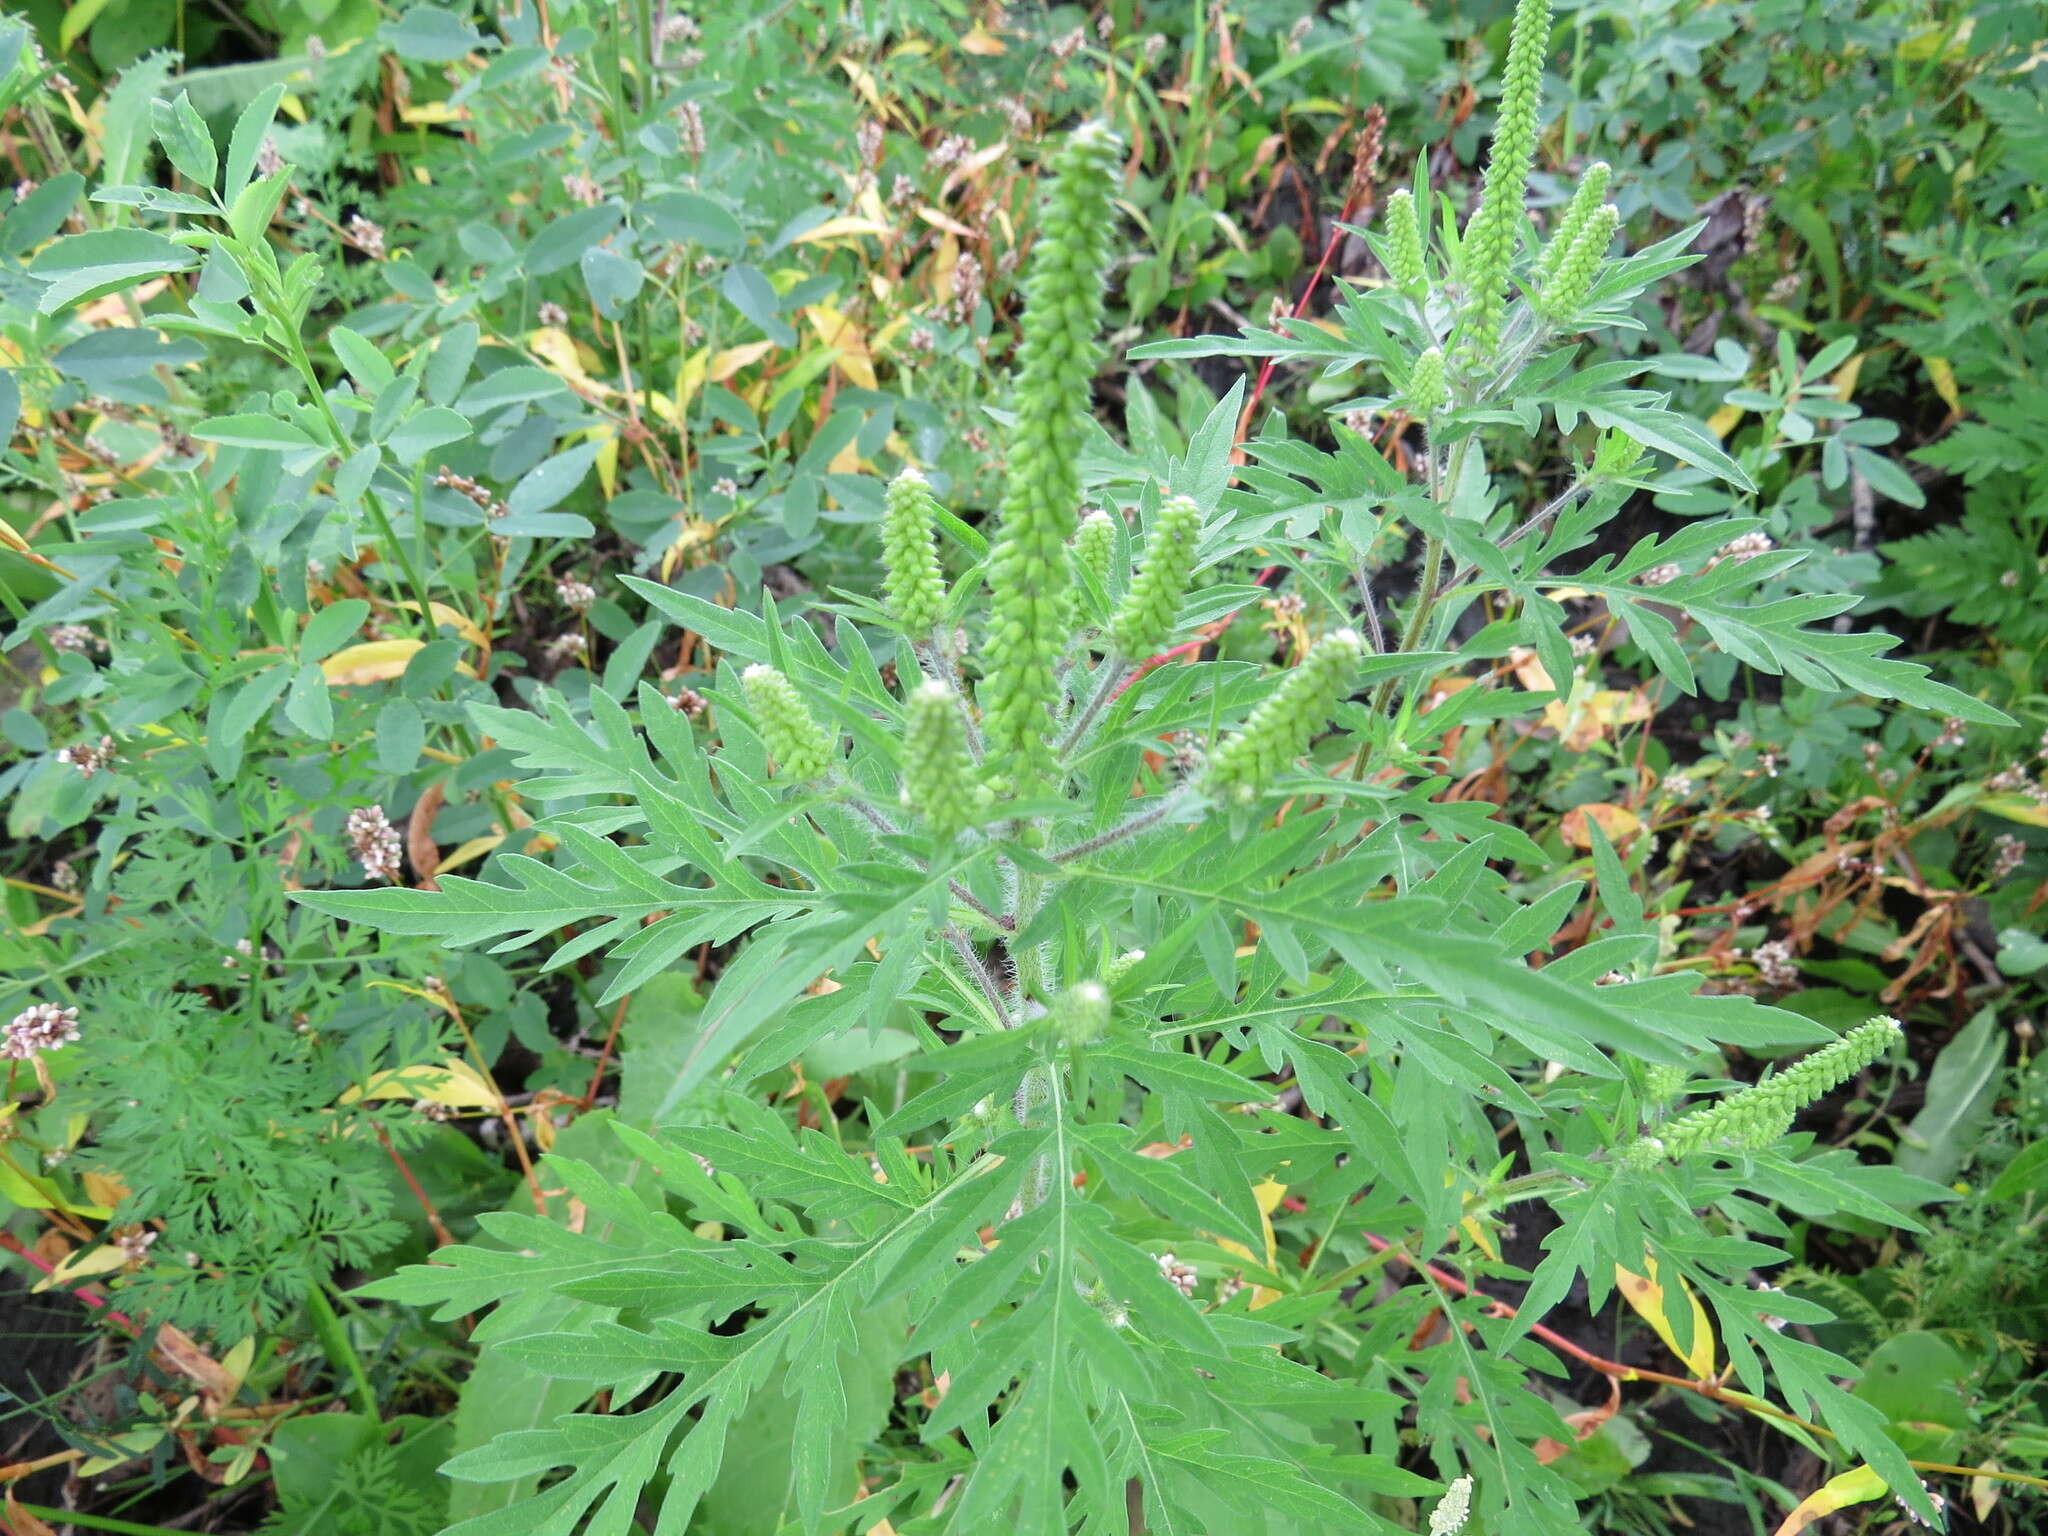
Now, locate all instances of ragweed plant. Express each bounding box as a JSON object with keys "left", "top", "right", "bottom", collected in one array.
[{"left": 285, "top": 6, "right": 2013, "bottom": 1515}]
